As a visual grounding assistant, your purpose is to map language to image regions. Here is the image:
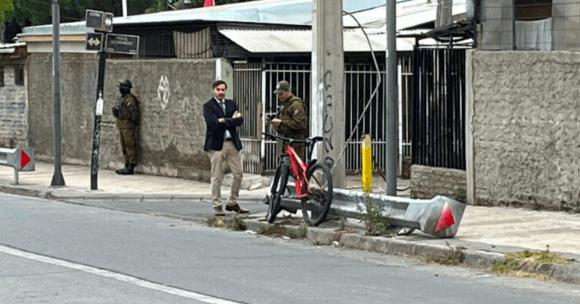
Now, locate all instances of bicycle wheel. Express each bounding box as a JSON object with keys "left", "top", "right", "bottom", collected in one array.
[
  {"left": 267, "top": 164, "right": 289, "bottom": 223},
  {"left": 301, "top": 162, "right": 333, "bottom": 226}
]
